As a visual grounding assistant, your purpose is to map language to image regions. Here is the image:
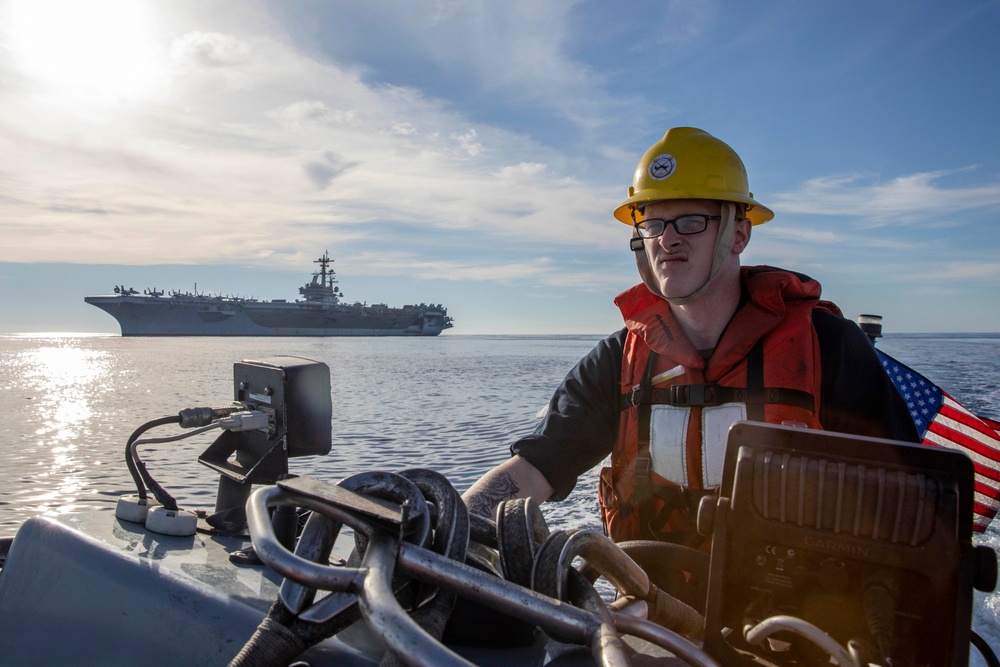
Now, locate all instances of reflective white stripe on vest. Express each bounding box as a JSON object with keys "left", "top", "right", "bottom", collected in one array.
[
  {"left": 649, "top": 403, "right": 747, "bottom": 487},
  {"left": 702, "top": 404, "right": 746, "bottom": 487},
  {"left": 650, "top": 405, "right": 691, "bottom": 486}
]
